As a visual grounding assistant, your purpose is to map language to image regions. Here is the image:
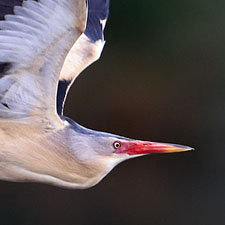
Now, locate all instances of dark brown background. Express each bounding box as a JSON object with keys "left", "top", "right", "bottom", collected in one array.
[{"left": 1, "top": 0, "right": 225, "bottom": 225}]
